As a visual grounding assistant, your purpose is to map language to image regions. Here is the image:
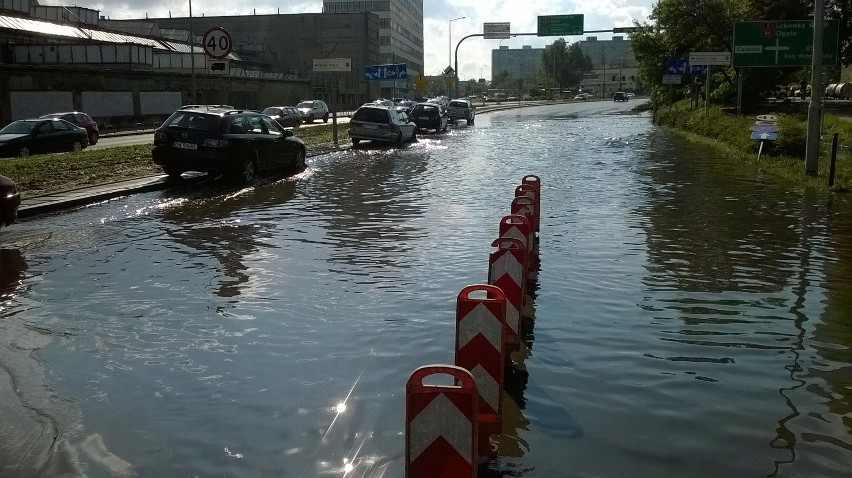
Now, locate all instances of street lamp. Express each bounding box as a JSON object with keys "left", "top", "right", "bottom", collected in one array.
[{"left": 448, "top": 16, "right": 465, "bottom": 96}]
